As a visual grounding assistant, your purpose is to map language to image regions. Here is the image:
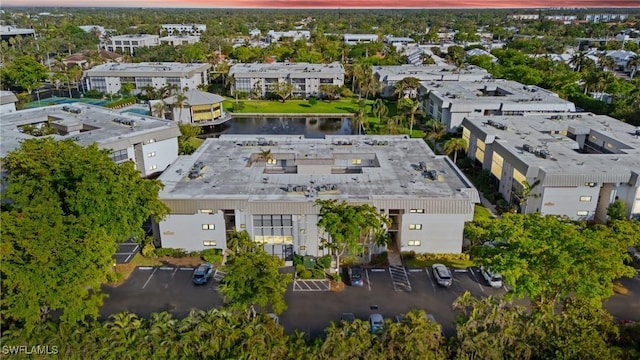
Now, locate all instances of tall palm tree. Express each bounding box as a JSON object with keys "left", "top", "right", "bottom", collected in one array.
[
  {"left": 393, "top": 77, "right": 421, "bottom": 99},
  {"left": 628, "top": 55, "right": 640, "bottom": 79},
  {"left": 371, "top": 98, "right": 388, "bottom": 124},
  {"left": 569, "top": 51, "right": 587, "bottom": 72},
  {"left": 152, "top": 100, "right": 166, "bottom": 119},
  {"left": 597, "top": 53, "right": 615, "bottom": 72},
  {"left": 443, "top": 137, "right": 468, "bottom": 163},
  {"left": 518, "top": 179, "right": 540, "bottom": 213},
  {"left": 406, "top": 99, "right": 424, "bottom": 137},
  {"left": 173, "top": 93, "right": 189, "bottom": 123}
]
